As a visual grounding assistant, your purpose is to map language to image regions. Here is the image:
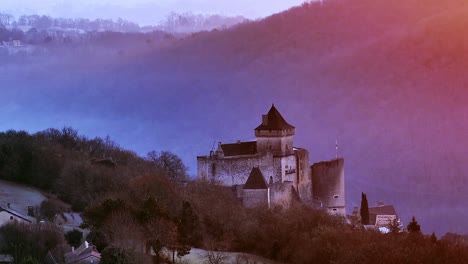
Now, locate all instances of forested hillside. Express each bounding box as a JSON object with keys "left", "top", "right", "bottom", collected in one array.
[
  {"left": 1, "top": 128, "right": 468, "bottom": 263},
  {"left": 1, "top": 0, "right": 467, "bottom": 235}
]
